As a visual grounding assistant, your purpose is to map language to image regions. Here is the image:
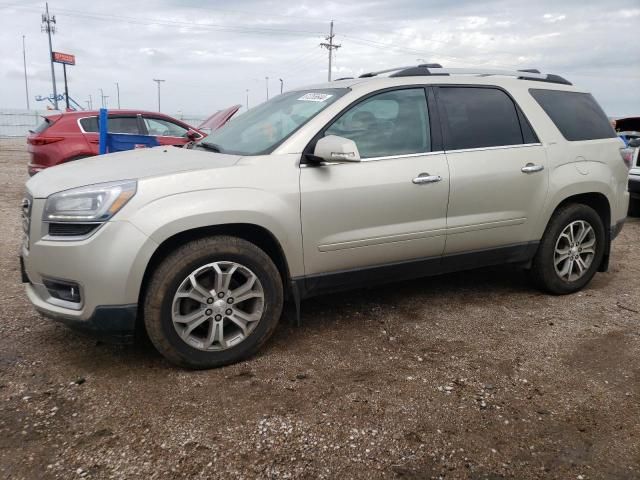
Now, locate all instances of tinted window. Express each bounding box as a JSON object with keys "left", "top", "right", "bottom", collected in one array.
[
  {"left": 79, "top": 116, "right": 139, "bottom": 134},
  {"left": 144, "top": 117, "right": 189, "bottom": 137},
  {"left": 439, "top": 87, "right": 524, "bottom": 150},
  {"left": 326, "top": 88, "right": 431, "bottom": 158},
  {"left": 108, "top": 117, "right": 139, "bottom": 134},
  {"left": 79, "top": 117, "right": 98, "bottom": 132},
  {"left": 530, "top": 89, "right": 616, "bottom": 141}
]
